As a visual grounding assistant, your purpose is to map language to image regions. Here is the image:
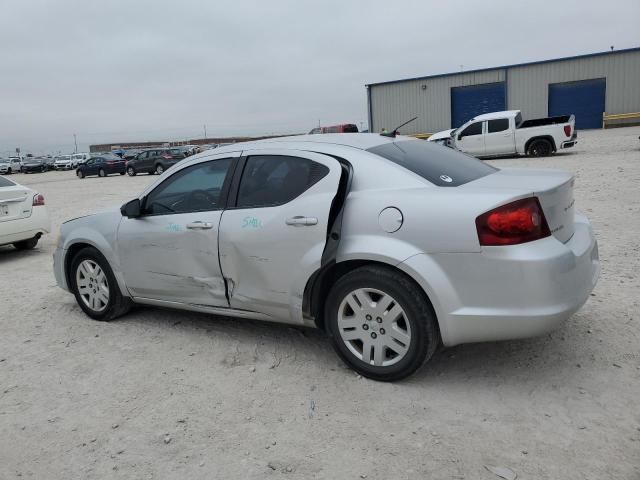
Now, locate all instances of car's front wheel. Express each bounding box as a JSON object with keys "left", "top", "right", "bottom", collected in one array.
[
  {"left": 98, "top": 168, "right": 106, "bottom": 177},
  {"left": 155, "top": 163, "right": 165, "bottom": 175},
  {"left": 325, "top": 266, "right": 439, "bottom": 382},
  {"left": 70, "top": 247, "right": 131, "bottom": 321},
  {"left": 77, "top": 170, "right": 85, "bottom": 179},
  {"left": 126, "top": 166, "right": 136, "bottom": 176}
]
